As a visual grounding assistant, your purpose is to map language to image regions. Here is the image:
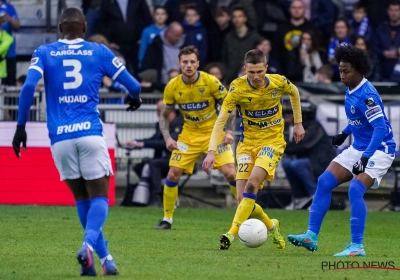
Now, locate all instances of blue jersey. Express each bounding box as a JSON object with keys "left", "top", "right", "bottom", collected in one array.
[
  {"left": 344, "top": 78, "right": 396, "bottom": 155},
  {"left": 29, "top": 38, "right": 127, "bottom": 144}
]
